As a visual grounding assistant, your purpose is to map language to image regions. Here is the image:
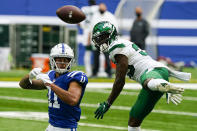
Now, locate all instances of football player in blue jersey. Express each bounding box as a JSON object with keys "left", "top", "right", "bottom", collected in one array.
[{"left": 19, "top": 43, "right": 88, "bottom": 131}]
